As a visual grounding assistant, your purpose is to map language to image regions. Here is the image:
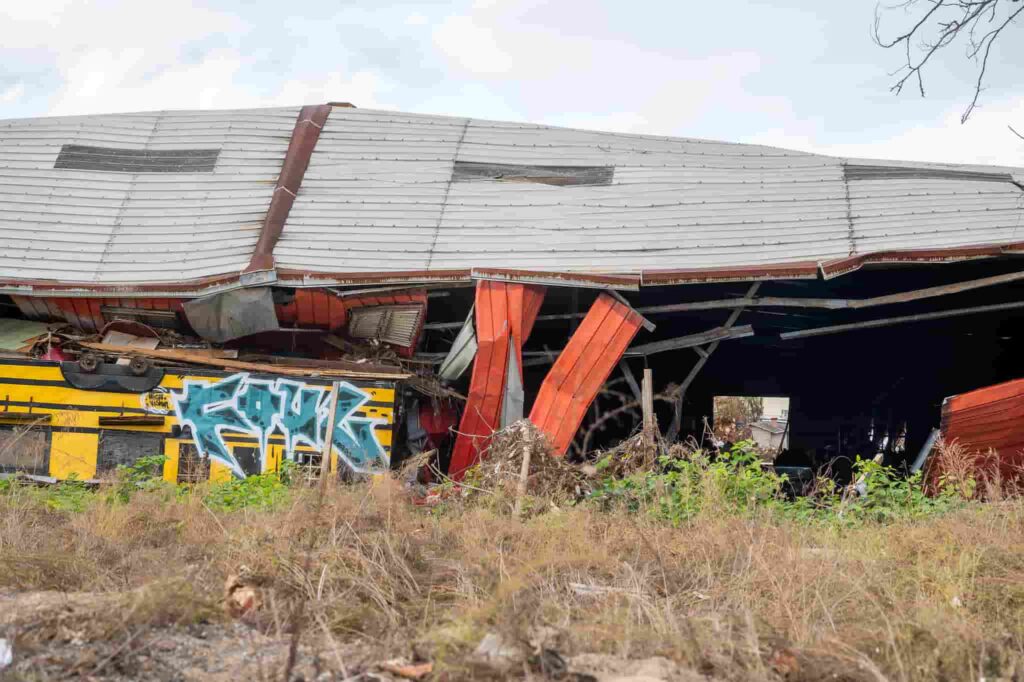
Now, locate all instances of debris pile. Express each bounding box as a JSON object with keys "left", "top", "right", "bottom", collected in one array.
[{"left": 469, "top": 420, "right": 592, "bottom": 508}]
